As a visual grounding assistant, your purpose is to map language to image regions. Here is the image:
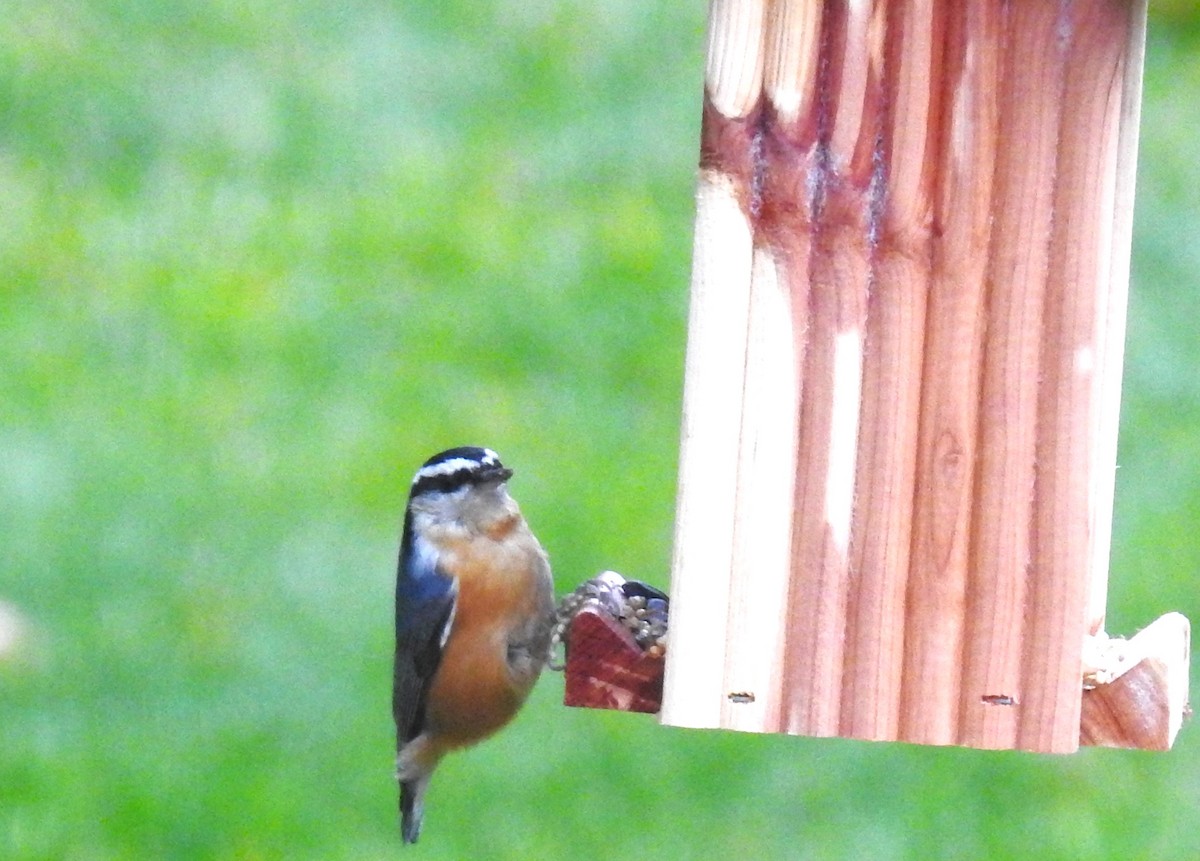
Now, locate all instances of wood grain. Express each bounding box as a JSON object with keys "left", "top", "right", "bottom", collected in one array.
[{"left": 660, "top": 0, "right": 1182, "bottom": 754}]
